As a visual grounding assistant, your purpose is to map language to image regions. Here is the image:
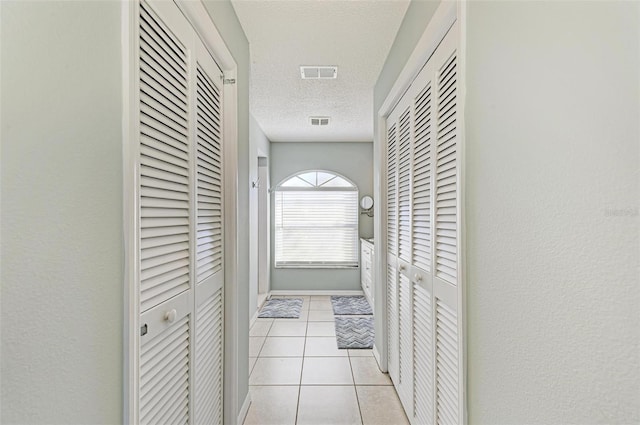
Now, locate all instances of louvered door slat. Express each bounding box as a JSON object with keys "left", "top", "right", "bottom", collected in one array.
[
  {"left": 398, "top": 274, "right": 413, "bottom": 415},
  {"left": 195, "top": 289, "right": 224, "bottom": 424},
  {"left": 435, "top": 50, "right": 458, "bottom": 286},
  {"left": 139, "top": 0, "right": 190, "bottom": 313},
  {"left": 387, "top": 263, "right": 399, "bottom": 381},
  {"left": 412, "top": 82, "right": 433, "bottom": 272},
  {"left": 413, "top": 284, "right": 434, "bottom": 425},
  {"left": 196, "top": 64, "right": 223, "bottom": 284},
  {"left": 435, "top": 298, "right": 458, "bottom": 425},
  {"left": 398, "top": 108, "right": 412, "bottom": 262},
  {"left": 139, "top": 9, "right": 187, "bottom": 76},
  {"left": 140, "top": 316, "right": 190, "bottom": 425},
  {"left": 387, "top": 124, "right": 398, "bottom": 256}
]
